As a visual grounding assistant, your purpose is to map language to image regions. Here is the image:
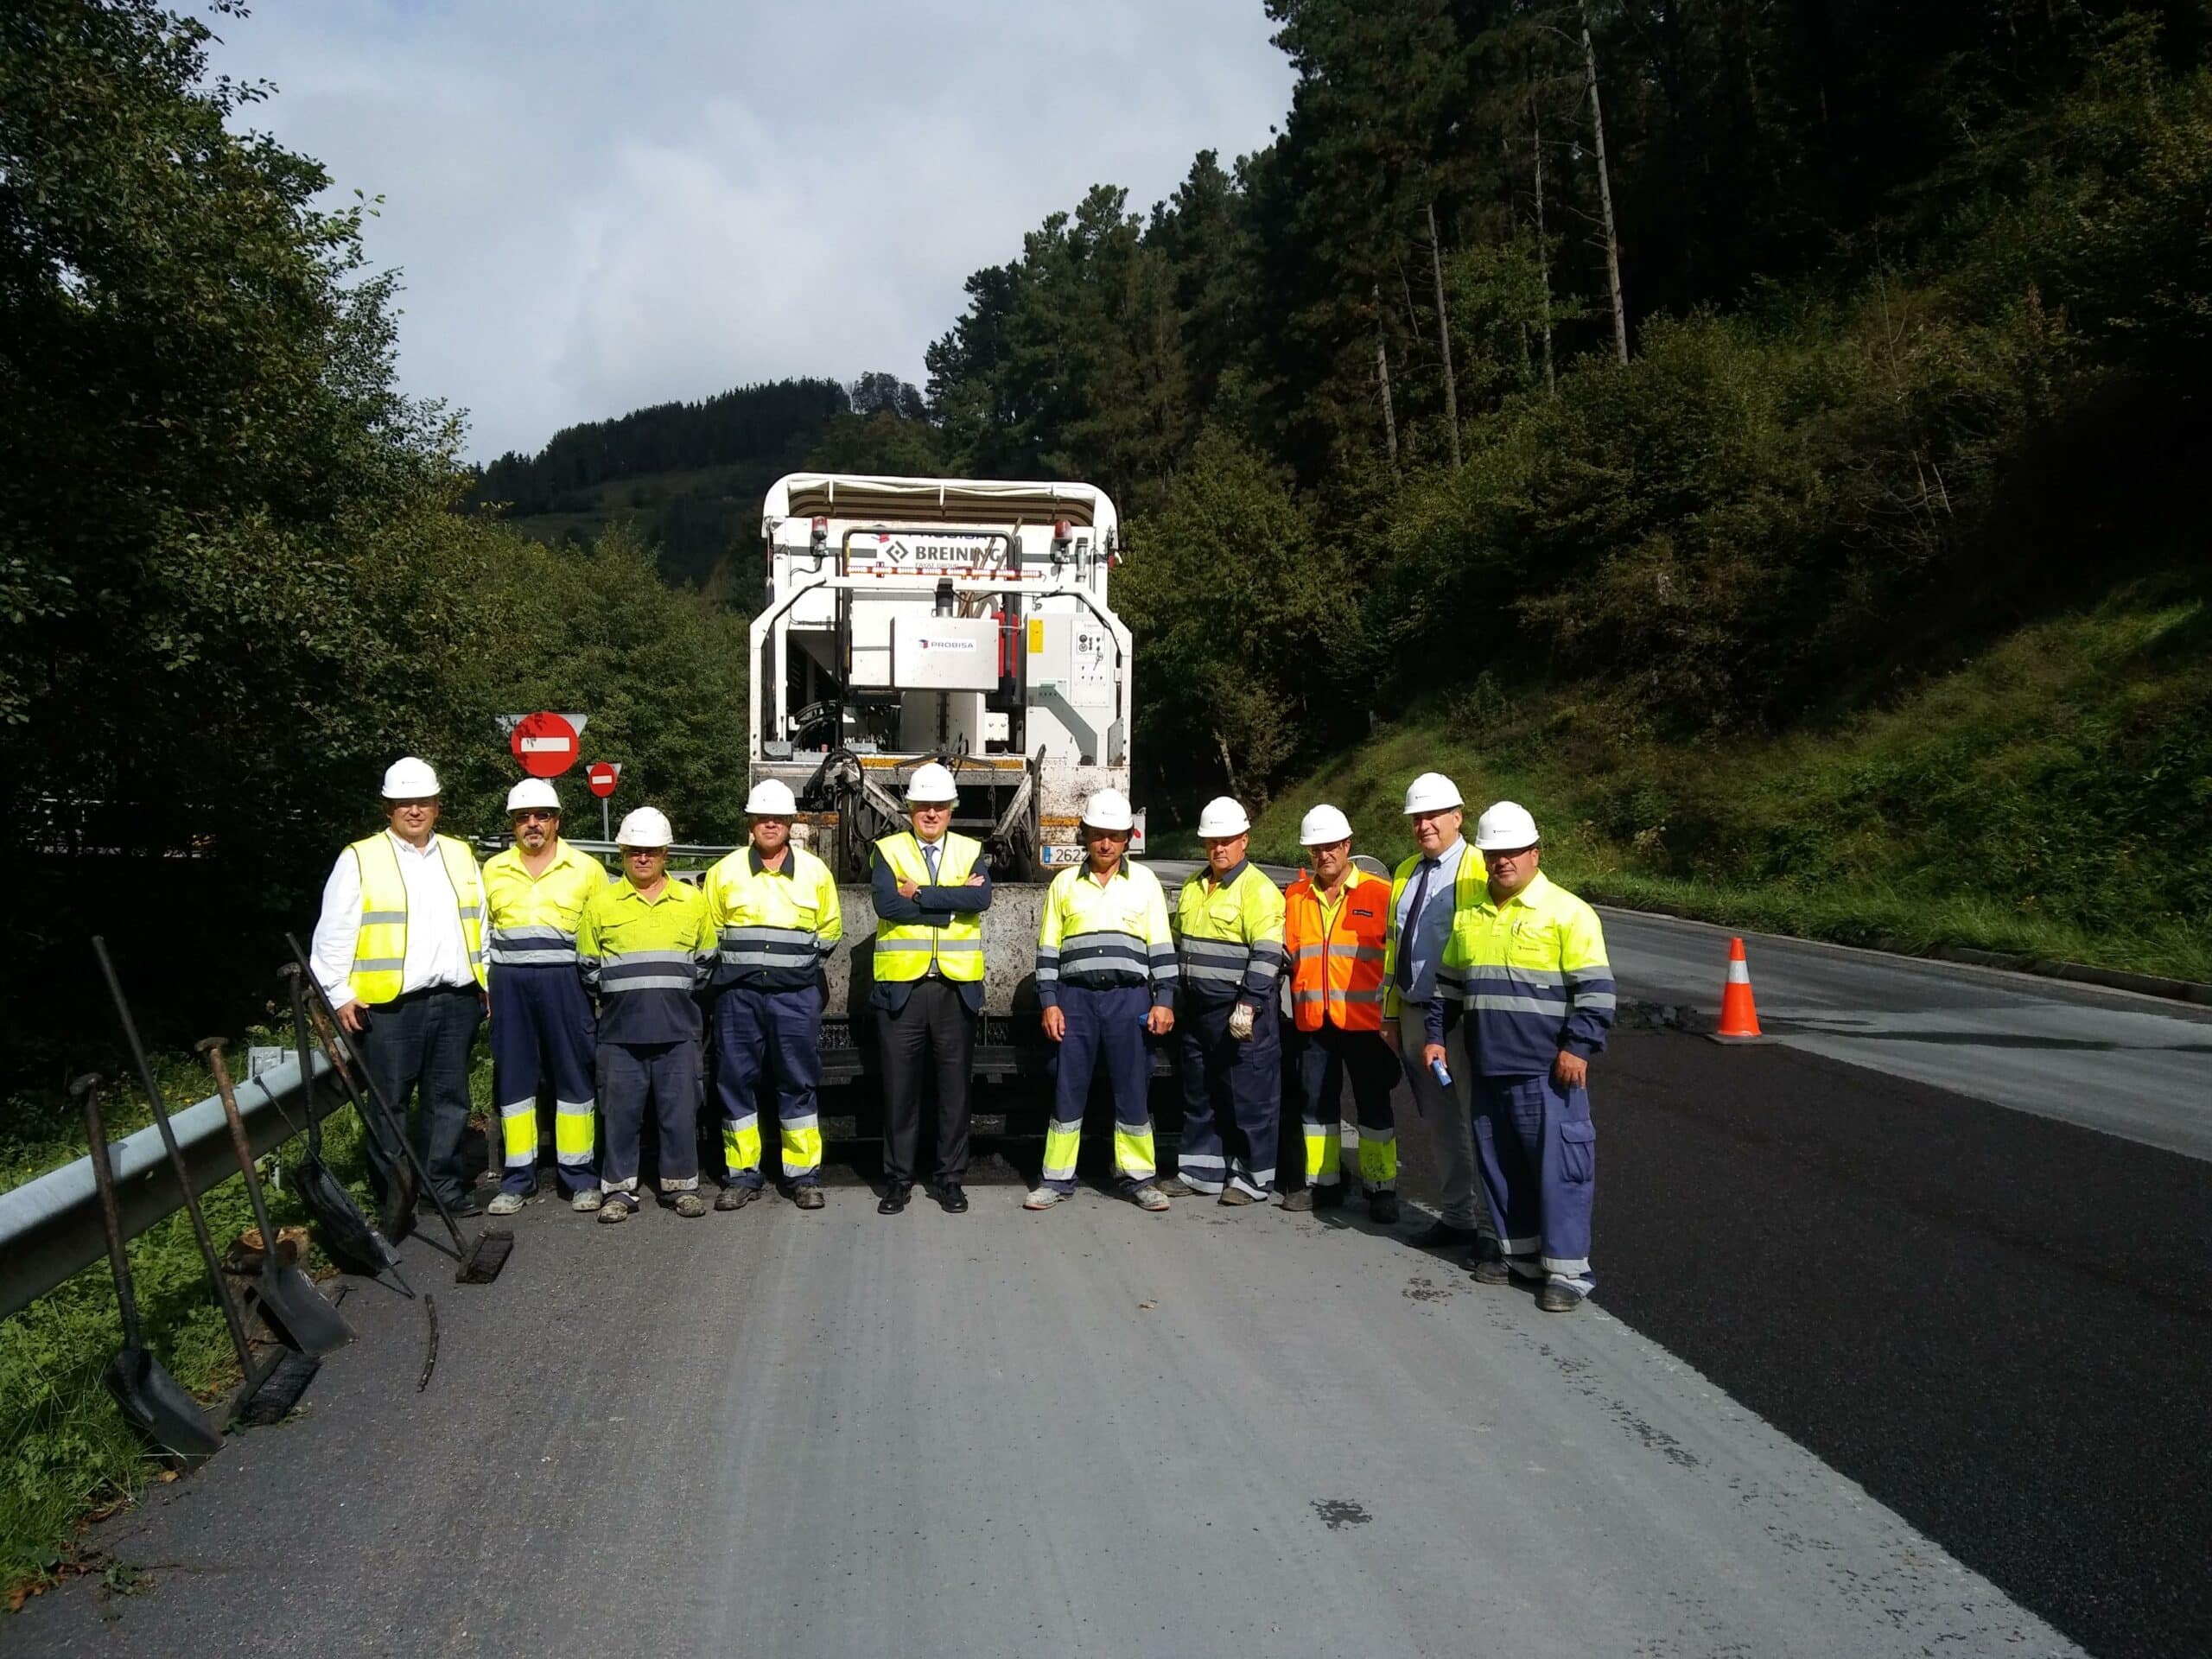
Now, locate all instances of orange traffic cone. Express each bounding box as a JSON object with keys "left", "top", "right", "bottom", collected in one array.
[{"left": 1713, "top": 937, "right": 1764, "bottom": 1040}]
